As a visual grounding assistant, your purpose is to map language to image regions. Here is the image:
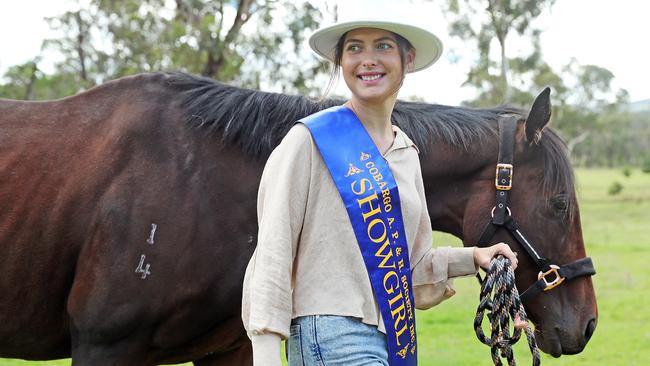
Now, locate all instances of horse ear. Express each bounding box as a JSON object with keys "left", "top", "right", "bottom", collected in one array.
[{"left": 525, "top": 87, "right": 552, "bottom": 144}]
